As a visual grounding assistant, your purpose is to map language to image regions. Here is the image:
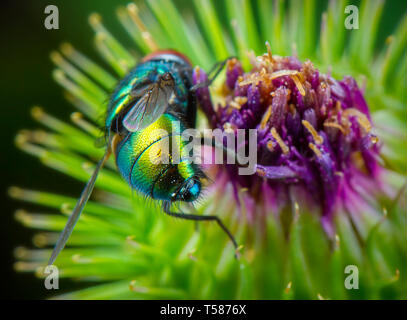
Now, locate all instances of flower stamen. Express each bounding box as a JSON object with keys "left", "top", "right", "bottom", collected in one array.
[
  {"left": 302, "top": 120, "right": 324, "bottom": 144},
  {"left": 323, "top": 121, "right": 347, "bottom": 134},
  {"left": 342, "top": 108, "right": 372, "bottom": 133},
  {"left": 260, "top": 105, "right": 272, "bottom": 130},
  {"left": 291, "top": 74, "right": 306, "bottom": 96},
  {"left": 271, "top": 127, "right": 289, "bottom": 155},
  {"left": 309, "top": 142, "right": 322, "bottom": 157}
]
